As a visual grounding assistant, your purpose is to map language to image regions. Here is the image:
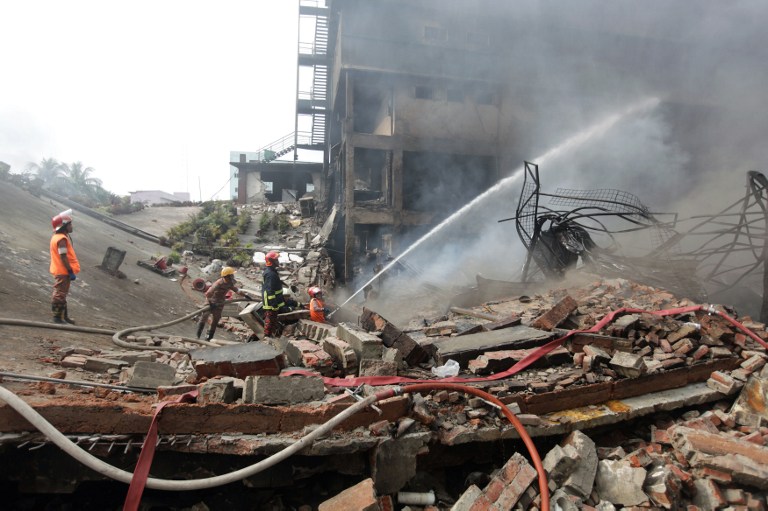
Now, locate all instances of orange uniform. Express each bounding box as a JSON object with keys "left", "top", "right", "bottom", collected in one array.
[
  {"left": 49, "top": 233, "right": 80, "bottom": 276},
  {"left": 309, "top": 296, "right": 327, "bottom": 323}
]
